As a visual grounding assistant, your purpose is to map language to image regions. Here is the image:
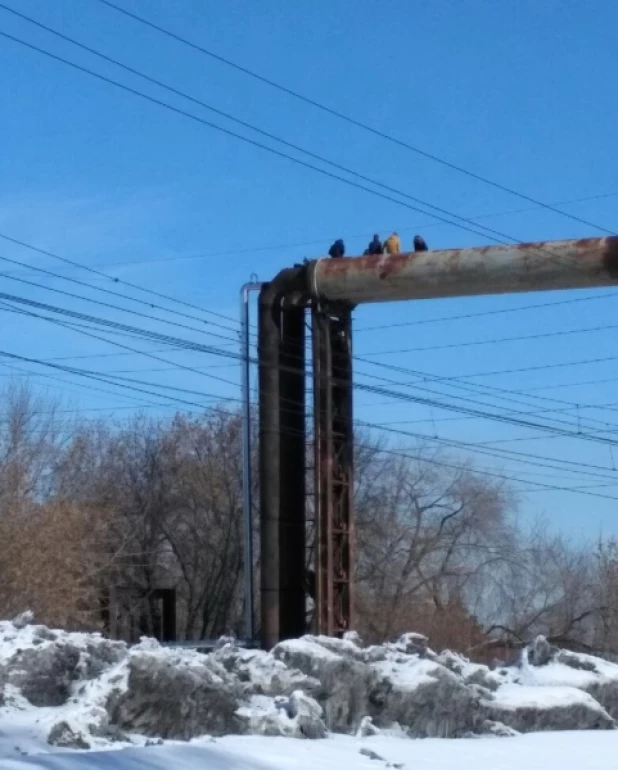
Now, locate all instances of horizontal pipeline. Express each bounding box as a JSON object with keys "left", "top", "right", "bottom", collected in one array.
[{"left": 308, "top": 237, "right": 618, "bottom": 305}]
